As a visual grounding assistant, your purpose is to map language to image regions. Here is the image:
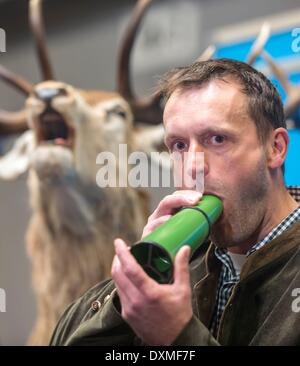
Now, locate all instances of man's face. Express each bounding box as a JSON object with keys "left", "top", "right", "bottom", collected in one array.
[{"left": 163, "top": 79, "right": 270, "bottom": 248}]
